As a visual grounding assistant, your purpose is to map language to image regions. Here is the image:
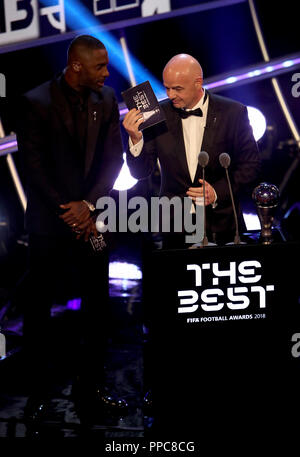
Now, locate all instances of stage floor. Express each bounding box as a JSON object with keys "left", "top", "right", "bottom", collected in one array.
[{"left": 0, "top": 244, "right": 146, "bottom": 441}]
